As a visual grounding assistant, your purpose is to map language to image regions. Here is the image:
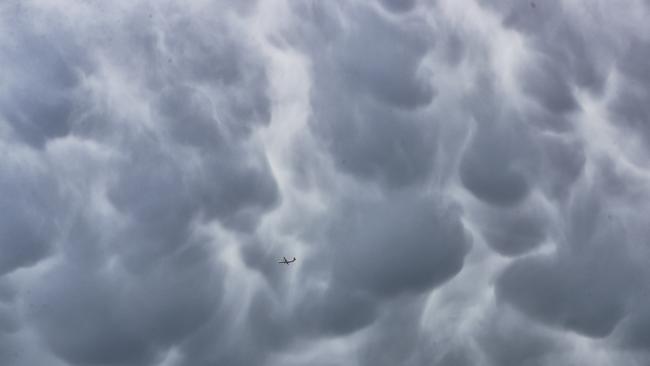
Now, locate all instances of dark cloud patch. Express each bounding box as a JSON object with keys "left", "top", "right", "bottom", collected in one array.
[
  {"left": 334, "top": 7, "right": 434, "bottom": 109},
  {"left": 460, "top": 118, "right": 537, "bottom": 206},
  {"left": 171, "top": 290, "right": 279, "bottom": 366},
  {"left": 0, "top": 155, "right": 60, "bottom": 276},
  {"left": 106, "top": 137, "right": 278, "bottom": 268},
  {"left": 433, "top": 347, "right": 475, "bottom": 366},
  {"left": 329, "top": 194, "right": 471, "bottom": 297},
  {"left": 468, "top": 133, "right": 582, "bottom": 256},
  {"left": 156, "top": 86, "right": 225, "bottom": 148},
  {"left": 296, "top": 284, "right": 379, "bottom": 337},
  {"left": 240, "top": 190, "right": 471, "bottom": 348},
  {"left": 0, "top": 18, "right": 88, "bottom": 149},
  {"left": 475, "top": 197, "right": 549, "bottom": 256},
  {"left": 187, "top": 150, "right": 279, "bottom": 231},
  {"left": 497, "top": 252, "right": 632, "bottom": 338},
  {"left": 378, "top": 0, "right": 418, "bottom": 13},
  {"left": 617, "top": 40, "right": 650, "bottom": 87},
  {"left": 616, "top": 307, "right": 650, "bottom": 350},
  {"left": 0, "top": 305, "right": 19, "bottom": 334},
  {"left": 0, "top": 282, "right": 16, "bottom": 303},
  {"left": 476, "top": 304, "right": 564, "bottom": 366},
  {"left": 292, "top": 2, "right": 438, "bottom": 189},
  {"left": 486, "top": 0, "right": 613, "bottom": 107},
  {"left": 0, "top": 335, "right": 20, "bottom": 366},
  {"left": 25, "top": 241, "right": 222, "bottom": 366},
  {"left": 357, "top": 297, "right": 431, "bottom": 366},
  {"left": 610, "top": 40, "right": 650, "bottom": 147},
  {"left": 442, "top": 31, "right": 466, "bottom": 66},
  {"left": 311, "top": 97, "right": 438, "bottom": 188},
  {"left": 537, "top": 134, "right": 585, "bottom": 198},
  {"left": 524, "top": 107, "right": 574, "bottom": 133},
  {"left": 118, "top": 244, "right": 222, "bottom": 347},
  {"left": 519, "top": 55, "right": 579, "bottom": 114},
  {"left": 496, "top": 180, "right": 645, "bottom": 338},
  {"left": 120, "top": 9, "right": 272, "bottom": 137},
  {"left": 610, "top": 86, "right": 650, "bottom": 145},
  {"left": 107, "top": 147, "right": 196, "bottom": 271},
  {"left": 25, "top": 263, "right": 158, "bottom": 366}
]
